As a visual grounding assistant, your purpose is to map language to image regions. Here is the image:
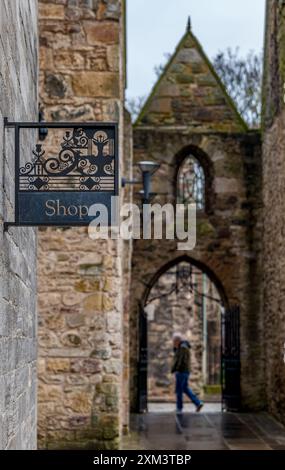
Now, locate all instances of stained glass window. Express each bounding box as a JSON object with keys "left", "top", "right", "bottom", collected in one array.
[{"left": 177, "top": 155, "right": 205, "bottom": 210}]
